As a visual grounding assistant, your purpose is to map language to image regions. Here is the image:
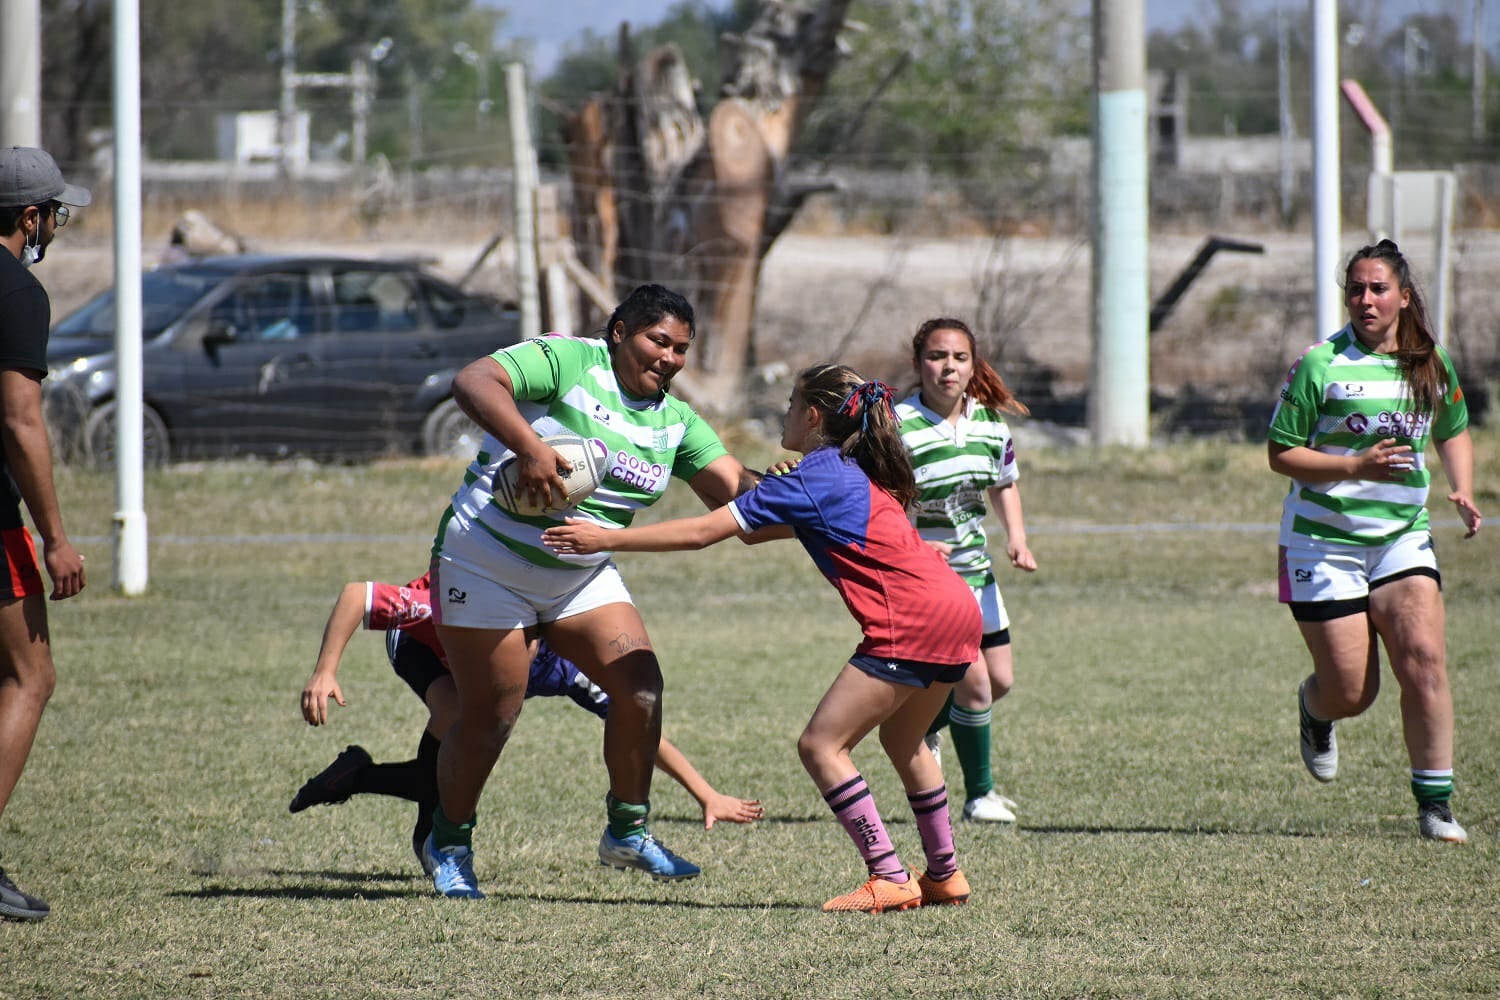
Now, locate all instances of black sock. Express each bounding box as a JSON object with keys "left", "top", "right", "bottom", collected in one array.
[
  {"left": 412, "top": 731, "right": 442, "bottom": 850},
  {"left": 352, "top": 730, "right": 442, "bottom": 802},
  {"left": 416, "top": 730, "right": 441, "bottom": 812}
]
